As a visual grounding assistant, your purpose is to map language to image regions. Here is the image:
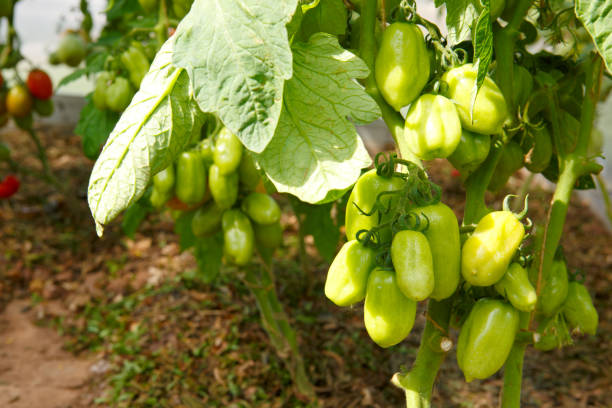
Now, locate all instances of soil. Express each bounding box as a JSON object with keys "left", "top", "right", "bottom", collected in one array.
[{"left": 0, "top": 124, "right": 611, "bottom": 407}]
